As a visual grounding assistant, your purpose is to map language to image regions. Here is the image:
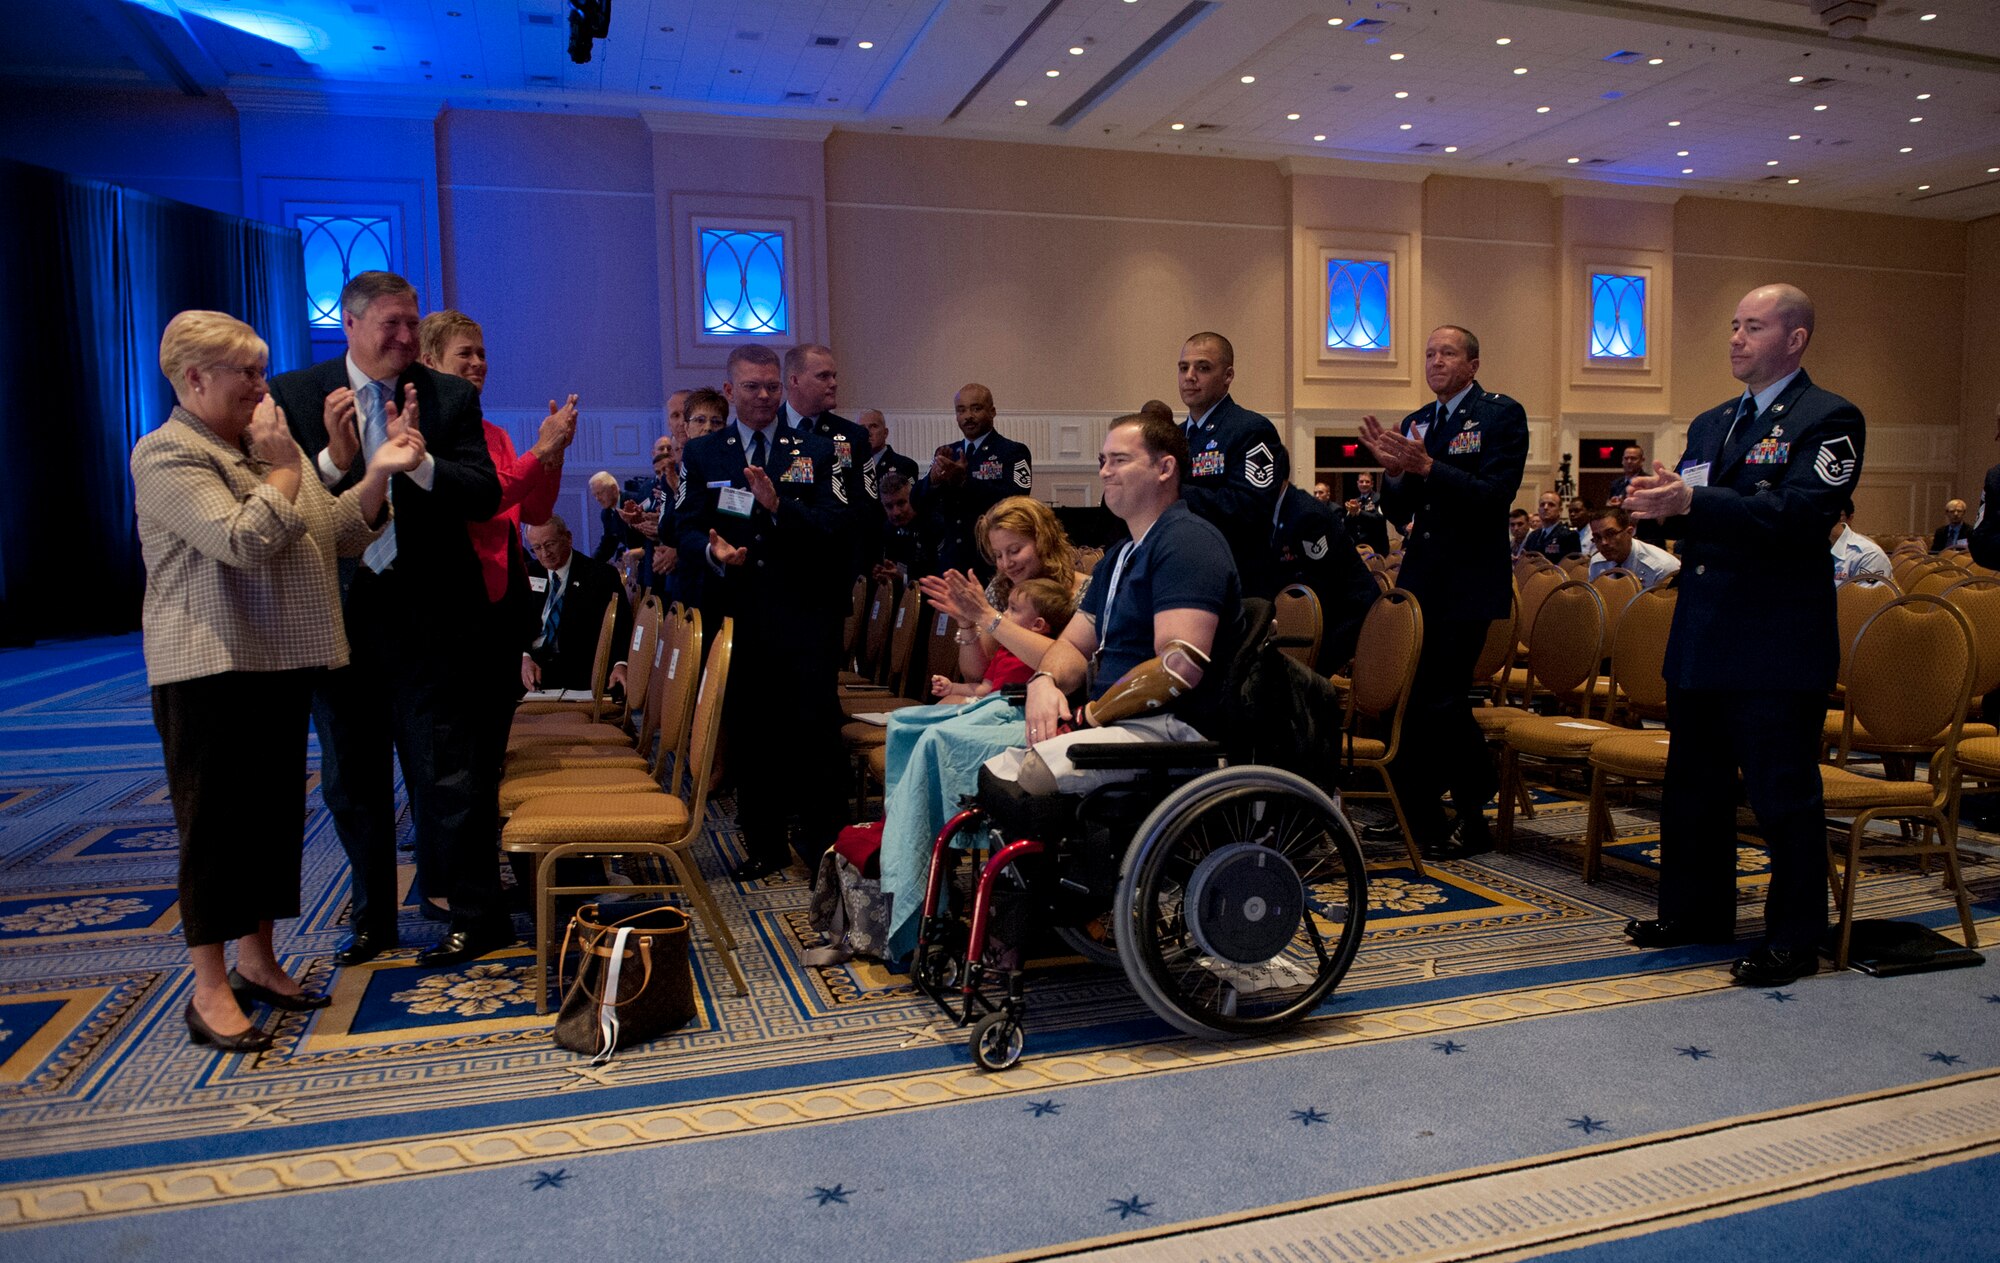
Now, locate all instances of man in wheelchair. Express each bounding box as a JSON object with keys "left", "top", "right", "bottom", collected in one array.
[{"left": 916, "top": 414, "right": 1368, "bottom": 1069}]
